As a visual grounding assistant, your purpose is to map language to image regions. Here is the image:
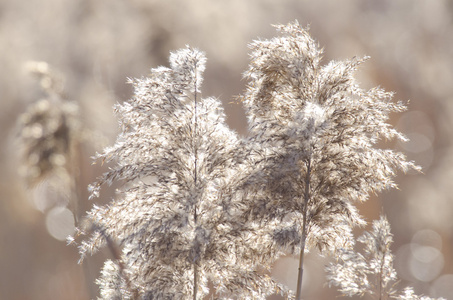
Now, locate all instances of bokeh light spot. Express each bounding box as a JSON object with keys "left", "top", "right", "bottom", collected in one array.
[
  {"left": 430, "top": 274, "right": 453, "bottom": 299},
  {"left": 409, "top": 245, "right": 444, "bottom": 282},
  {"left": 45, "top": 206, "right": 75, "bottom": 241}
]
